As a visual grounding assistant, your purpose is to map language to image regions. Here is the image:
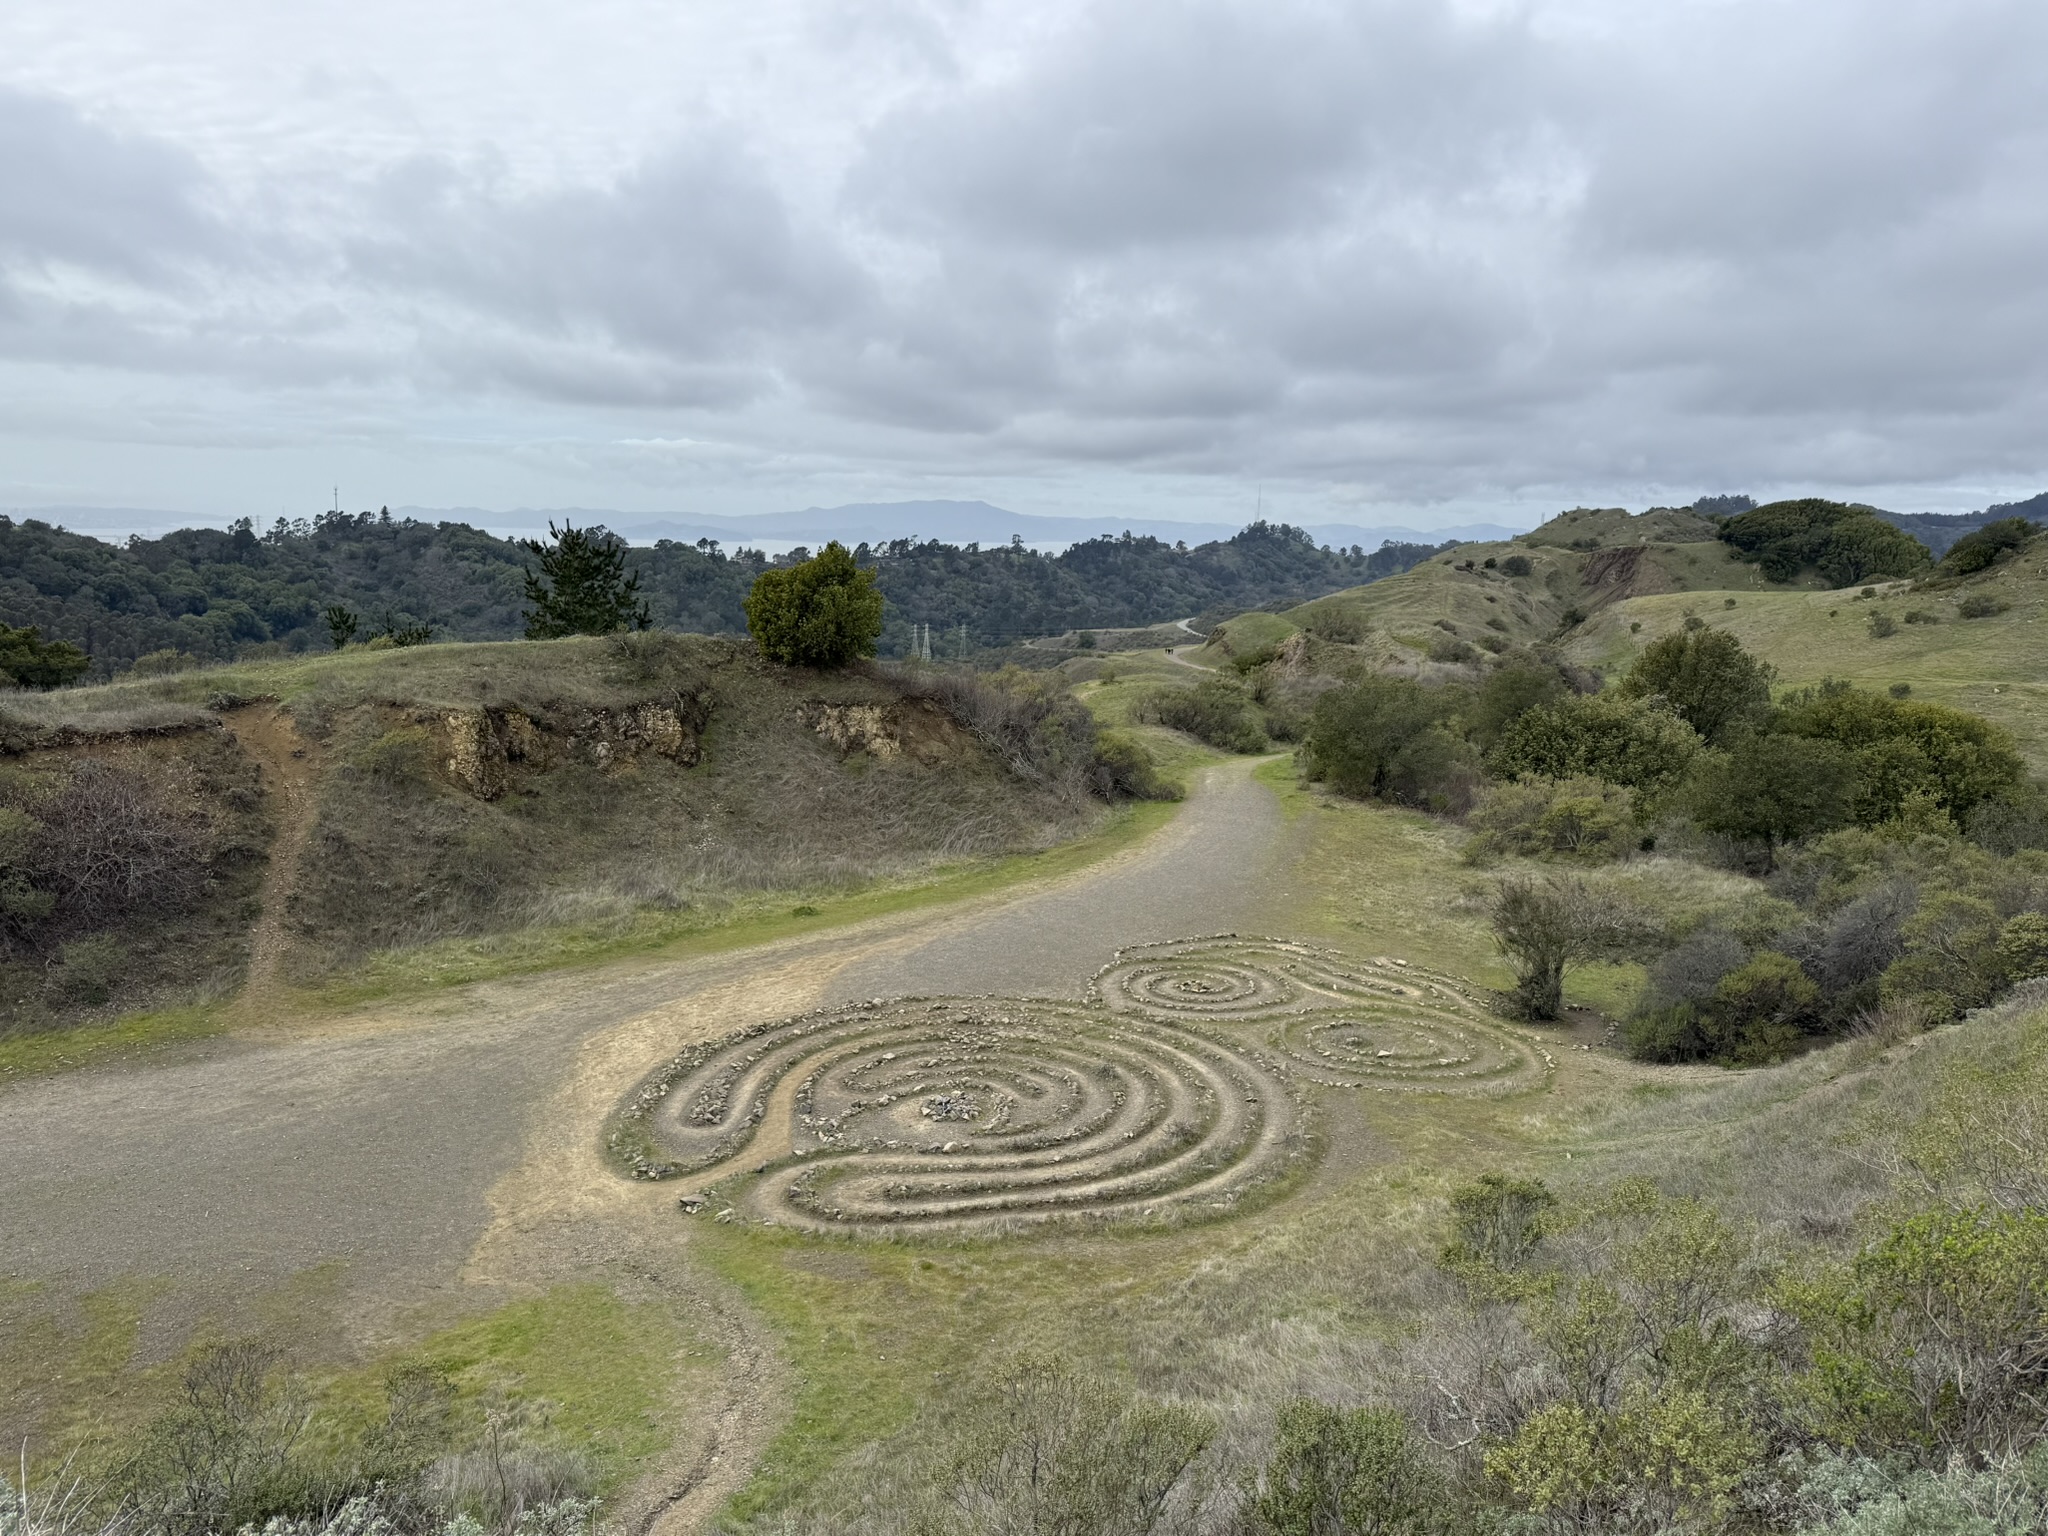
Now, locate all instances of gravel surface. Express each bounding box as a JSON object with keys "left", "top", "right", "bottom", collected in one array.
[
  {"left": 0, "top": 756, "right": 1288, "bottom": 1310},
  {"left": 0, "top": 756, "right": 1291, "bottom": 1528}
]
